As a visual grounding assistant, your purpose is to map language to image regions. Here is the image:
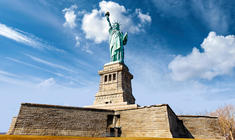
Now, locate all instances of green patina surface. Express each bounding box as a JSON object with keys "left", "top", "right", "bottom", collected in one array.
[{"left": 105, "top": 12, "right": 128, "bottom": 63}]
